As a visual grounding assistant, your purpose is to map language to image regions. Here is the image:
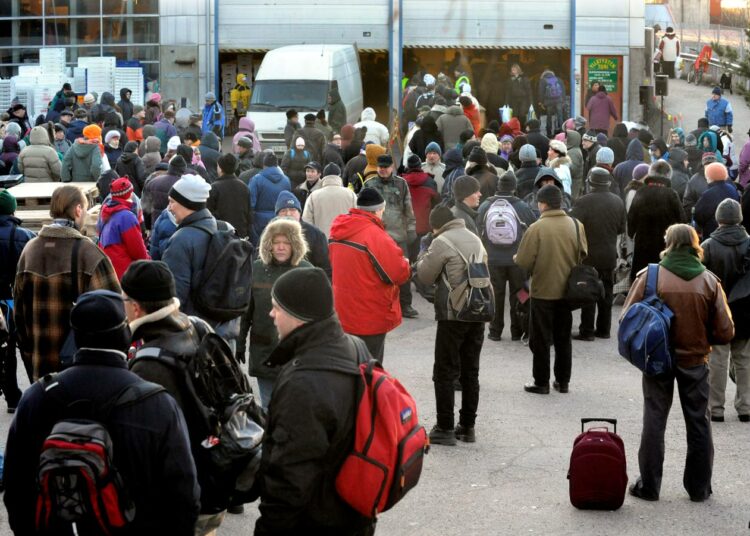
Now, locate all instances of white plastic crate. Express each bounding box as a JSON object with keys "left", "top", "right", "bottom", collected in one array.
[{"left": 115, "top": 67, "right": 144, "bottom": 107}]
